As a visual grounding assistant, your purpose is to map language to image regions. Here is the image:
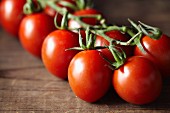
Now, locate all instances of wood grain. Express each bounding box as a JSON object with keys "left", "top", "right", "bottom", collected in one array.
[{"left": 1, "top": 0, "right": 170, "bottom": 113}]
